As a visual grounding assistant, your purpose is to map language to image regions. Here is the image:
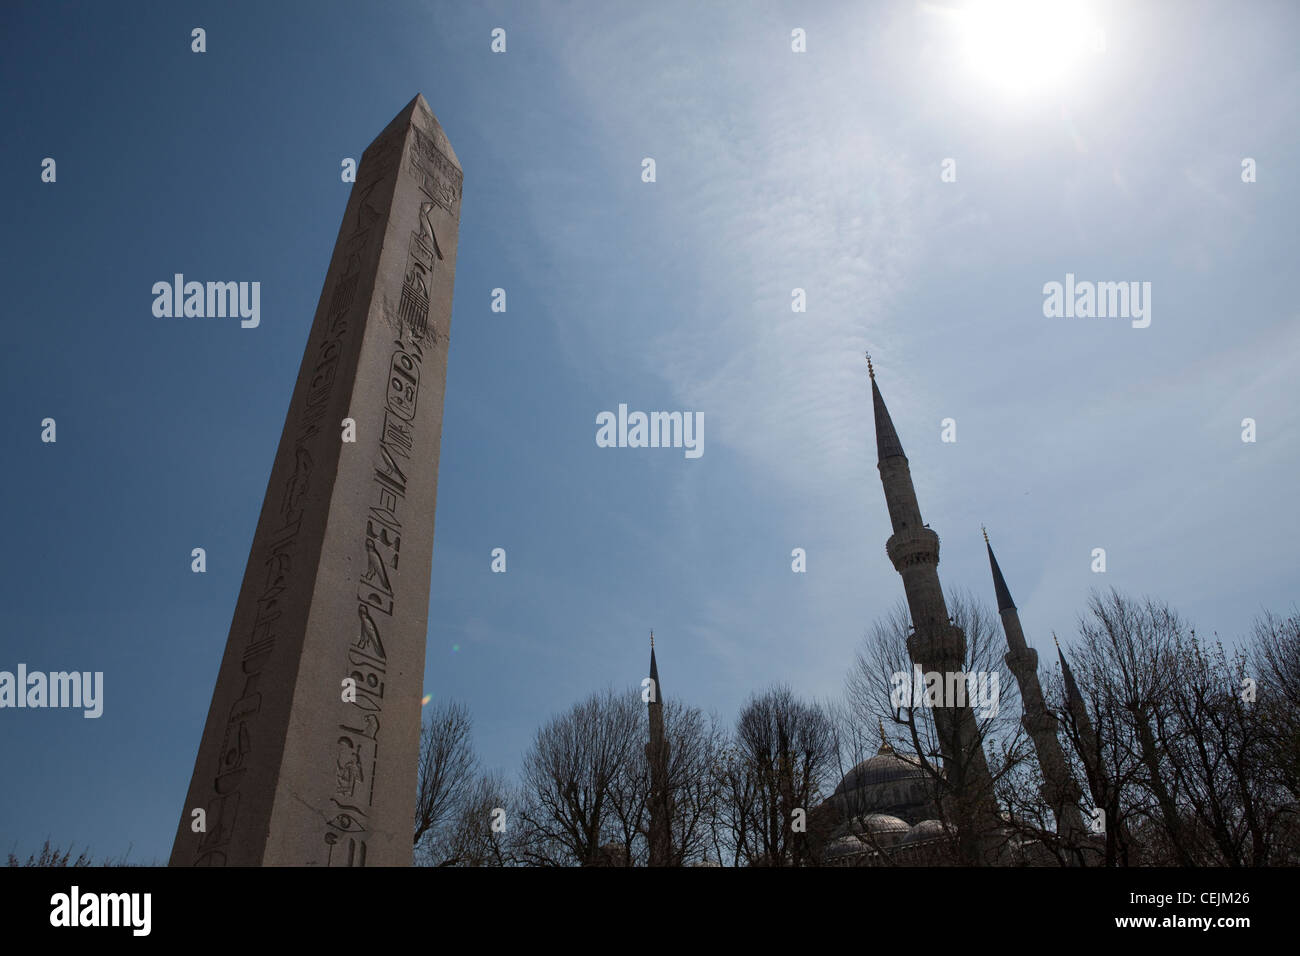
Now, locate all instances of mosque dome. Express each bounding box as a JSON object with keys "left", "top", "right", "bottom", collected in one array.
[
  {"left": 861, "top": 813, "right": 910, "bottom": 835},
  {"left": 830, "top": 726, "right": 935, "bottom": 824},
  {"left": 824, "top": 836, "right": 865, "bottom": 861},
  {"left": 901, "top": 819, "right": 947, "bottom": 845},
  {"left": 824, "top": 814, "right": 911, "bottom": 863},
  {"left": 833, "top": 749, "right": 925, "bottom": 797}
]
